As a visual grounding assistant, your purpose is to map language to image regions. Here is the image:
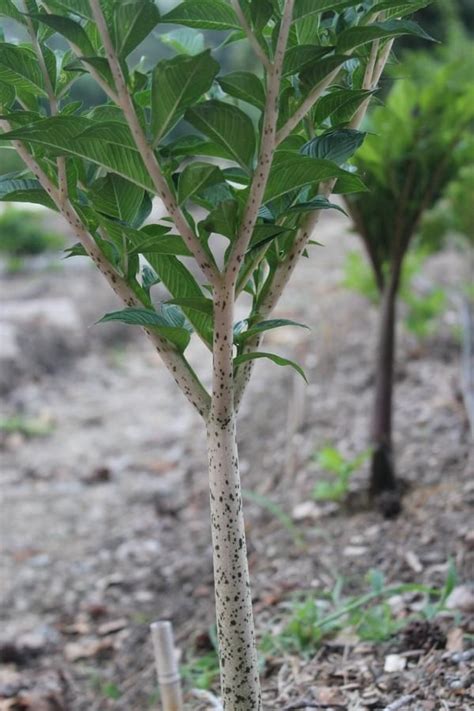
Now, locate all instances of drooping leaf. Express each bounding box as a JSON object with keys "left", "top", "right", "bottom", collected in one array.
[
  {"left": 151, "top": 50, "right": 219, "bottom": 143},
  {"left": 98, "top": 307, "right": 191, "bottom": 352},
  {"left": 217, "top": 72, "right": 266, "bottom": 111},
  {"left": 235, "top": 319, "right": 309, "bottom": 343},
  {"left": 111, "top": 0, "right": 160, "bottom": 58},
  {"left": 185, "top": 100, "right": 256, "bottom": 169},
  {"left": 233, "top": 351, "right": 308, "bottom": 381},
  {"left": 264, "top": 152, "right": 365, "bottom": 202},
  {"left": 89, "top": 173, "right": 145, "bottom": 223},
  {"left": 337, "top": 19, "right": 434, "bottom": 53},
  {"left": 162, "top": 1, "right": 240, "bottom": 31},
  {"left": 0, "top": 176, "right": 55, "bottom": 209},
  {"left": 301, "top": 129, "right": 366, "bottom": 165},
  {"left": 0, "top": 117, "right": 154, "bottom": 191}
]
